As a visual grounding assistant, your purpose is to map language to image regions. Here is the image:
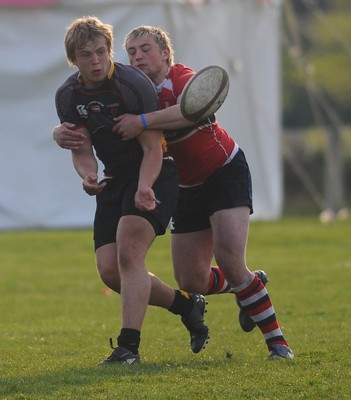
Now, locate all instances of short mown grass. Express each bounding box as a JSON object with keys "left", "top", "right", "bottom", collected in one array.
[{"left": 0, "top": 217, "right": 350, "bottom": 399}]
